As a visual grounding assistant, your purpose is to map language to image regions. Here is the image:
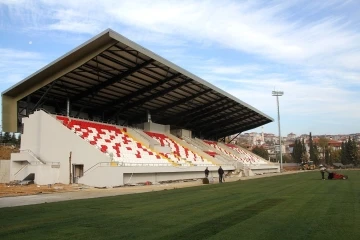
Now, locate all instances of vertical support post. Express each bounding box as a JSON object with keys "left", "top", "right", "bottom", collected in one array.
[
  {"left": 147, "top": 110, "right": 151, "bottom": 123},
  {"left": 276, "top": 95, "right": 283, "bottom": 171},
  {"left": 66, "top": 98, "right": 70, "bottom": 117},
  {"left": 26, "top": 96, "right": 31, "bottom": 117},
  {"left": 69, "top": 151, "right": 72, "bottom": 184},
  {"left": 272, "top": 90, "right": 283, "bottom": 171}
]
